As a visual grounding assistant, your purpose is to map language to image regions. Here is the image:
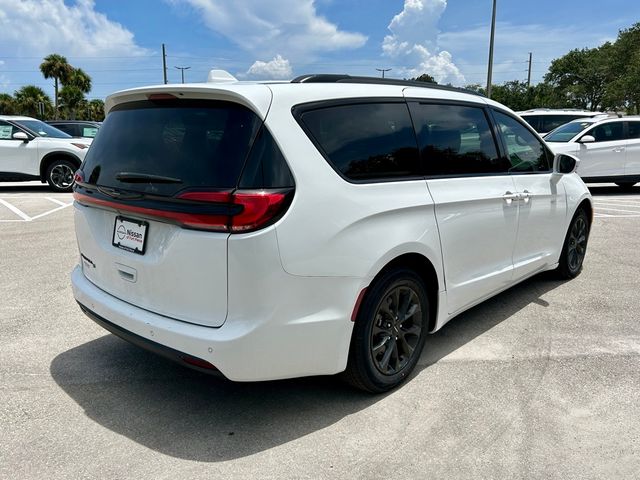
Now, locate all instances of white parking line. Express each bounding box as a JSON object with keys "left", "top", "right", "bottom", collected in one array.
[
  {"left": 0, "top": 198, "right": 31, "bottom": 221},
  {"left": 45, "top": 197, "right": 72, "bottom": 207},
  {"left": 0, "top": 196, "right": 73, "bottom": 222}
]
